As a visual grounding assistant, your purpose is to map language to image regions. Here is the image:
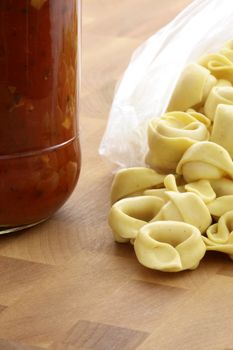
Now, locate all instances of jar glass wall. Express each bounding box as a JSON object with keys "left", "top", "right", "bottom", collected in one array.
[{"left": 0, "top": 0, "right": 81, "bottom": 231}]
